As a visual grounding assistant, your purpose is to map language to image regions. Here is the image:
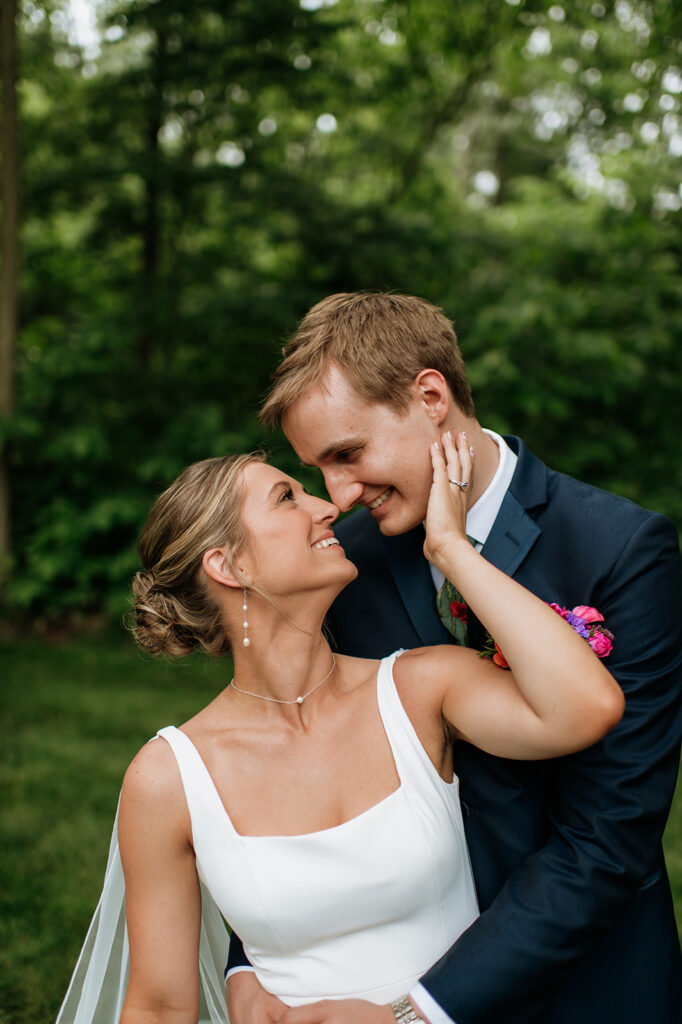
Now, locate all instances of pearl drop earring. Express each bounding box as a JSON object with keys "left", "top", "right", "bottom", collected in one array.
[{"left": 242, "top": 588, "right": 250, "bottom": 647}]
